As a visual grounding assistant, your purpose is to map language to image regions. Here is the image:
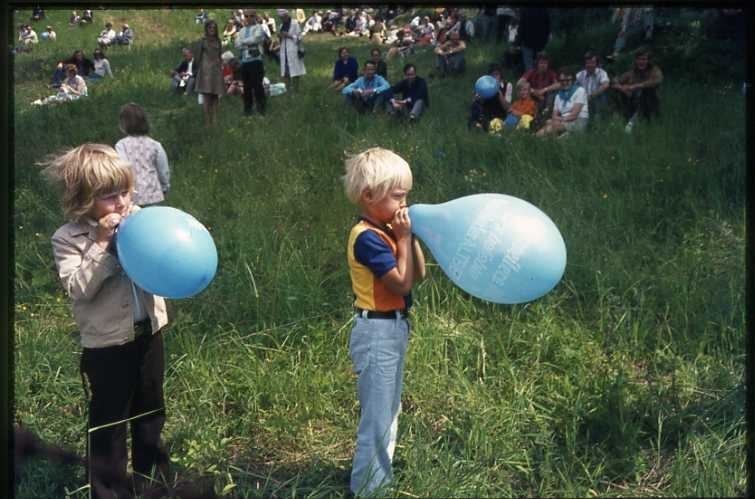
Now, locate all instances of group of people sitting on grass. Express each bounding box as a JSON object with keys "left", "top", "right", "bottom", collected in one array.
[
  {"left": 29, "top": 8, "right": 662, "bottom": 137},
  {"left": 96, "top": 21, "right": 134, "bottom": 48},
  {"left": 331, "top": 48, "right": 429, "bottom": 121},
  {"left": 28, "top": 13, "right": 141, "bottom": 107},
  {"left": 14, "top": 23, "right": 58, "bottom": 53},
  {"left": 329, "top": 41, "right": 661, "bottom": 136},
  {"left": 32, "top": 47, "right": 118, "bottom": 106},
  {"left": 68, "top": 9, "right": 94, "bottom": 26},
  {"left": 468, "top": 48, "right": 662, "bottom": 137}
]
